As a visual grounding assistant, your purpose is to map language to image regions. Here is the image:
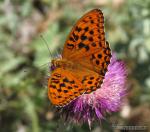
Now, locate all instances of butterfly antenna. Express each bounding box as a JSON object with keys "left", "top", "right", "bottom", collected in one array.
[{"left": 40, "top": 34, "right": 53, "bottom": 58}]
